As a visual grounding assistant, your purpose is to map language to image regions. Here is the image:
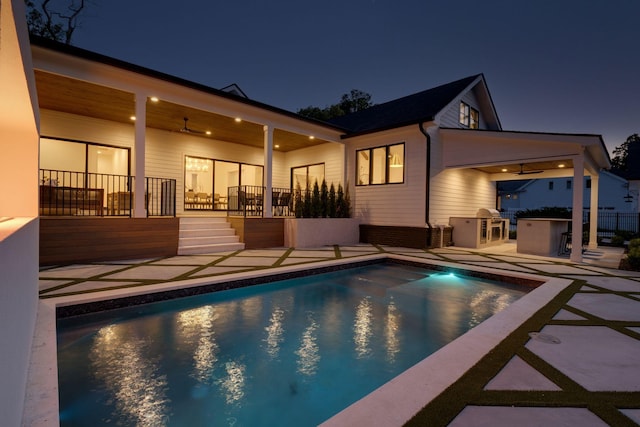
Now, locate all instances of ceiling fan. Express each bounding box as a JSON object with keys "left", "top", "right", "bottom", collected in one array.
[
  {"left": 179, "top": 117, "right": 206, "bottom": 135},
  {"left": 515, "top": 163, "right": 544, "bottom": 175}
]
